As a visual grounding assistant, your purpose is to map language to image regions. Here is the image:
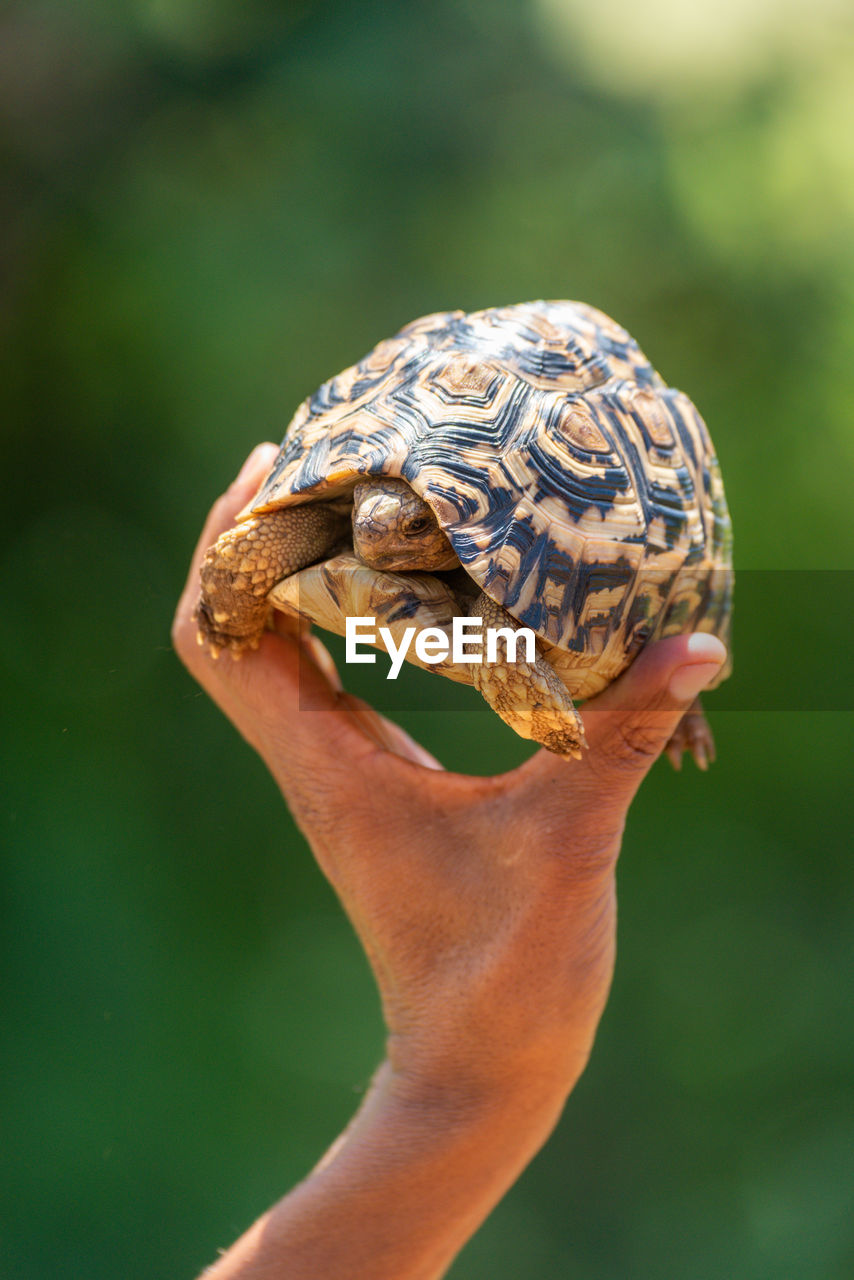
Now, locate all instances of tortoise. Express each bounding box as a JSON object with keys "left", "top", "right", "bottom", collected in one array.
[{"left": 195, "top": 301, "right": 733, "bottom": 766}]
